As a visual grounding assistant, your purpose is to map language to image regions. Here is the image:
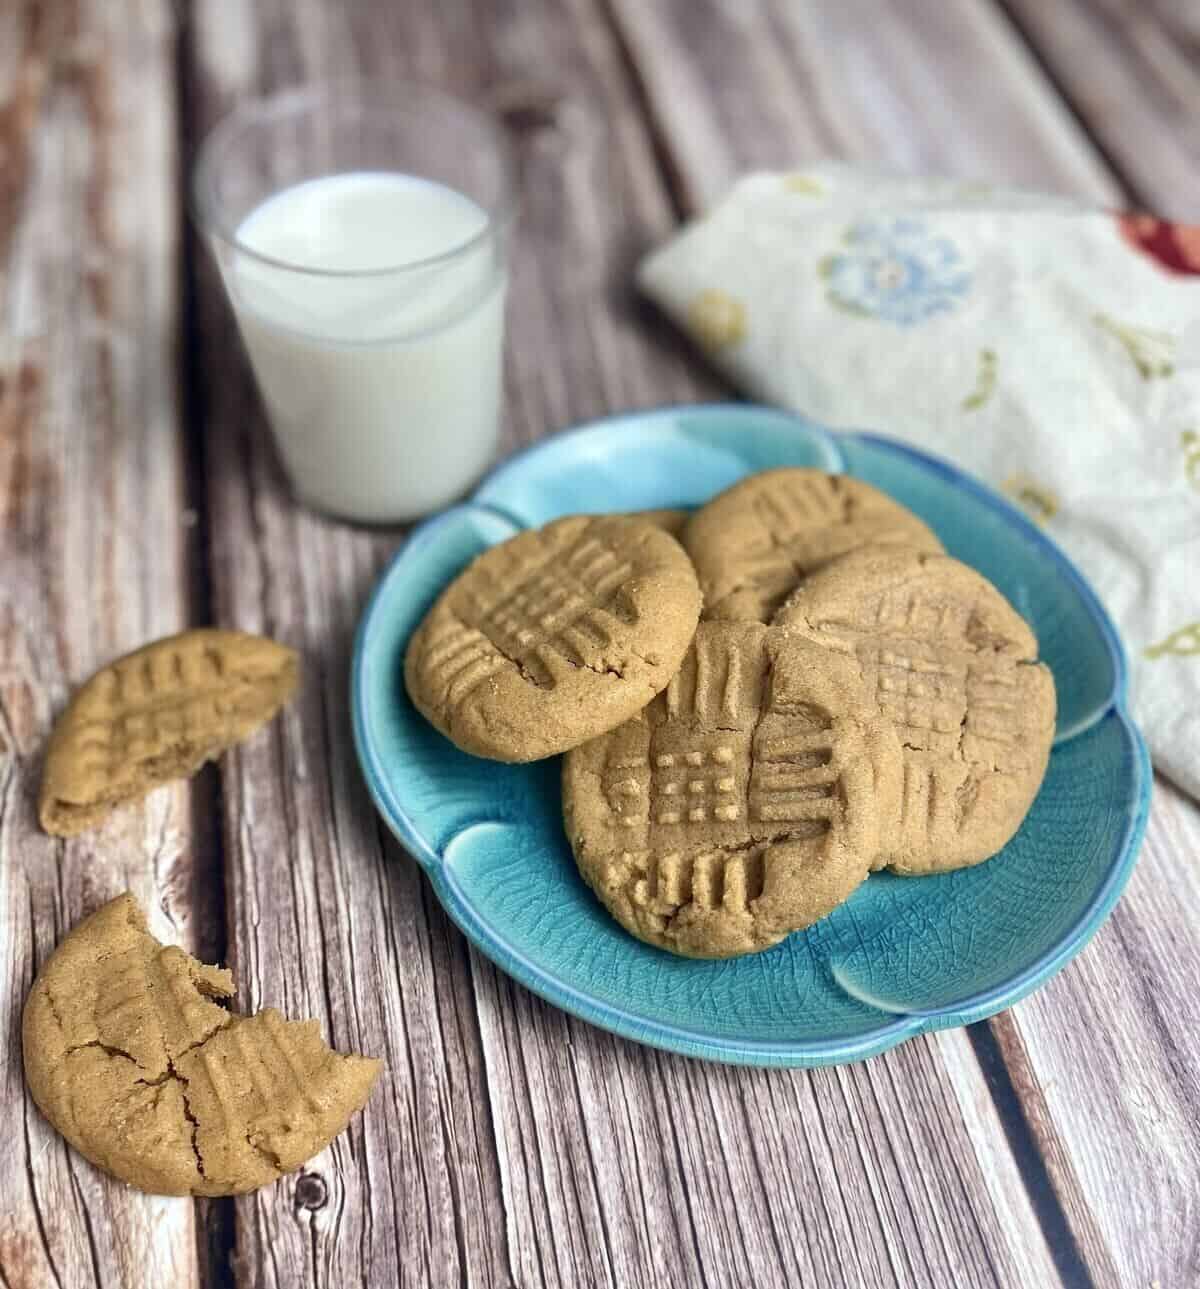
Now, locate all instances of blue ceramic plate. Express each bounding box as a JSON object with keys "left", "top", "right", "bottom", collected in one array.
[{"left": 352, "top": 405, "right": 1150, "bottom": 1066}]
